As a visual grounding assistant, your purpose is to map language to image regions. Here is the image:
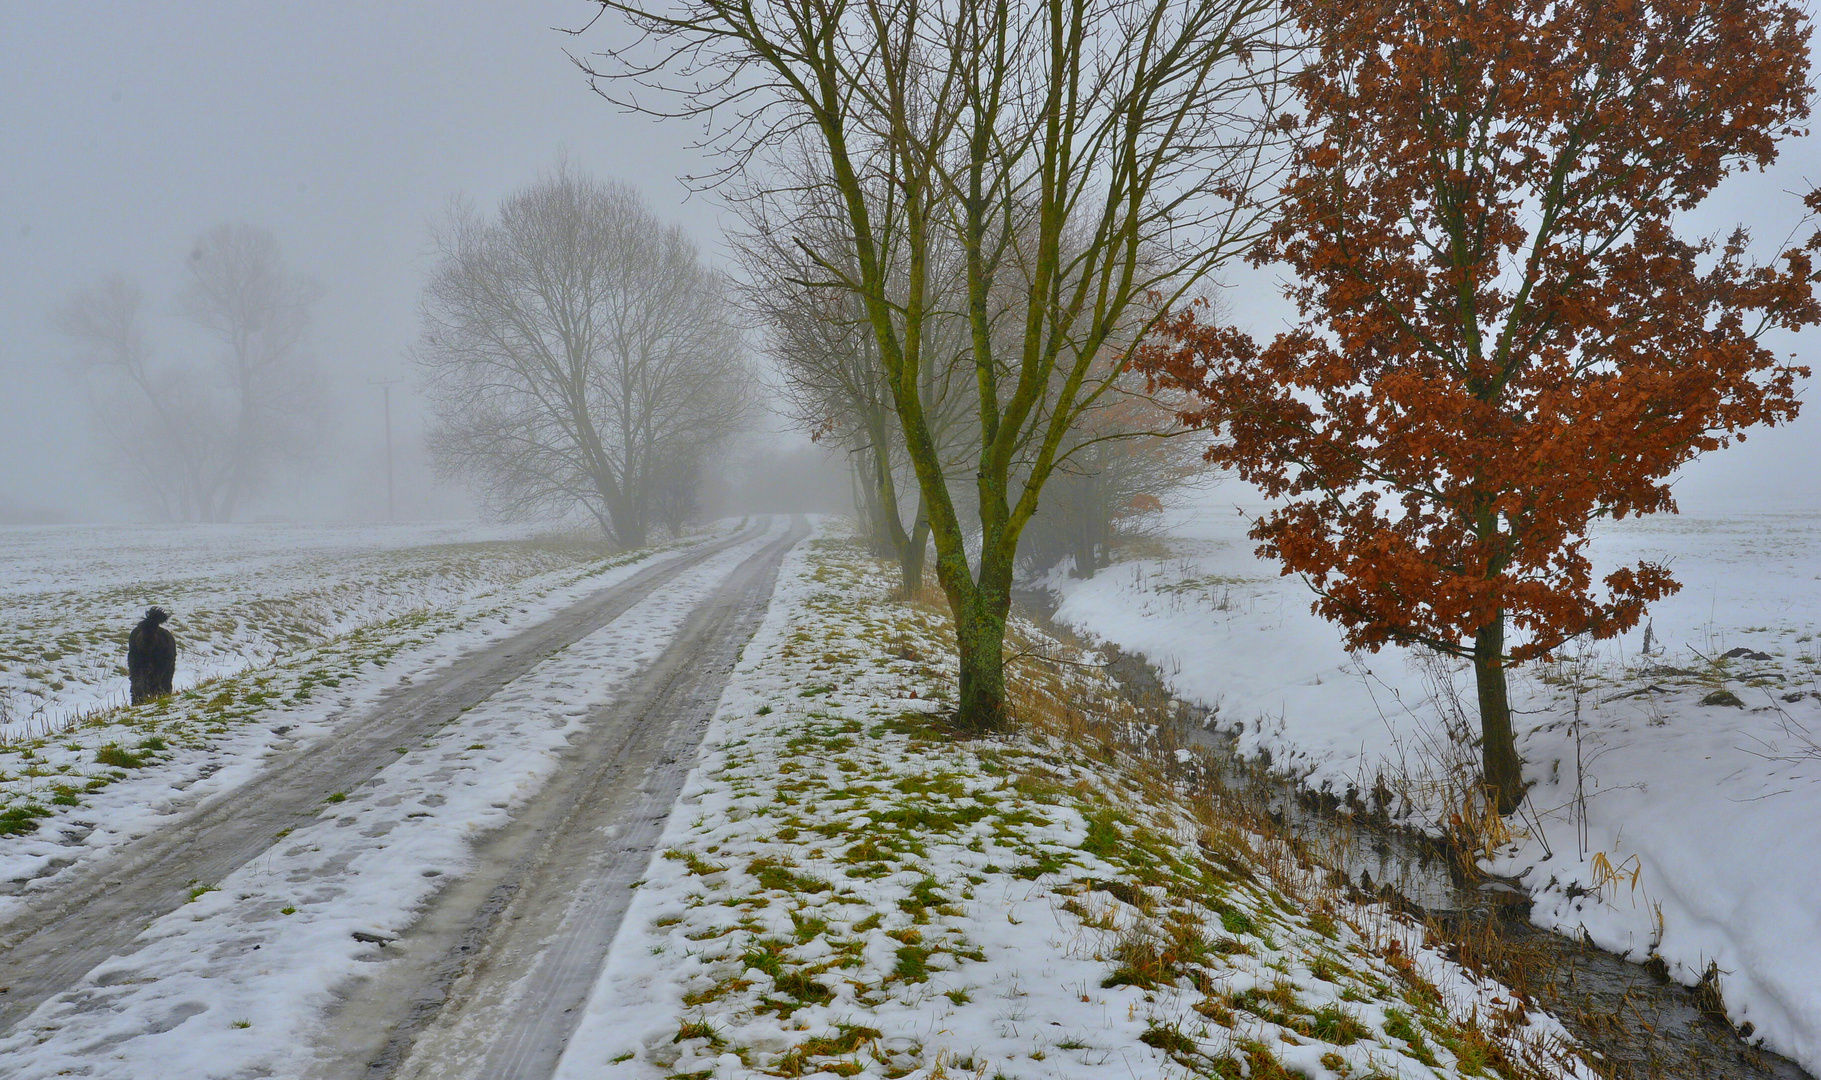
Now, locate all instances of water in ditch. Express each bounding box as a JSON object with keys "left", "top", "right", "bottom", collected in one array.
[{"left": 1016, "top": 590, "right": 1812, "bottom": 1080}]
